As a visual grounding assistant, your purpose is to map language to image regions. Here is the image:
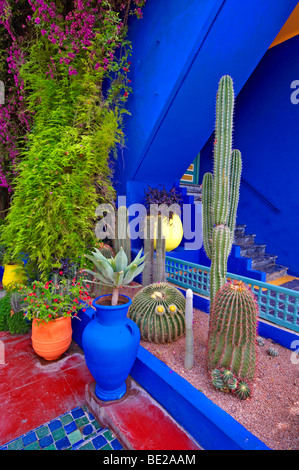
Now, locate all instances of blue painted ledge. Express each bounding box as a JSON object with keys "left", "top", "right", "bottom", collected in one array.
[{"left": 131, "top": 346, "right": 270, "bottom": 450}]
